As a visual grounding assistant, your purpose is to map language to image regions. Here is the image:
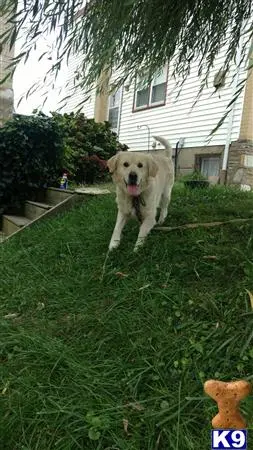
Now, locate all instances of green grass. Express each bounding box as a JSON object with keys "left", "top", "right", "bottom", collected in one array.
[{"left": 1, "top": 185, "right": 253, "bottom": 449}]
